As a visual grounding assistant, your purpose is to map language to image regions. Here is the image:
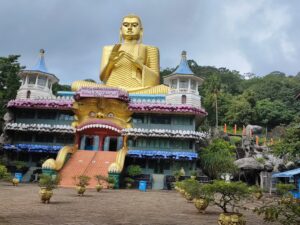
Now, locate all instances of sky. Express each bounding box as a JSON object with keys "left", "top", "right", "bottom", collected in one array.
[{"left": 0, "top": 0, "right": 299, "bottom": 84}]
